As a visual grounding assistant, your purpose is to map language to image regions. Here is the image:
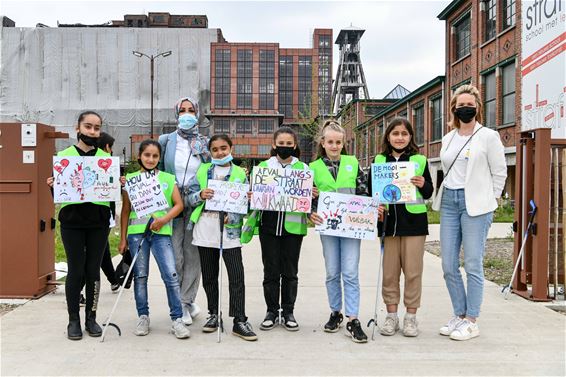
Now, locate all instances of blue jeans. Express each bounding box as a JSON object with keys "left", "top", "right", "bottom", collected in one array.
[
  {"left": 128, "top": 234, "right": 183, "bottom": 320},
  {"left": 320, "top": 235, "right": 361, "bottom": 317},
  {"left": 440, "top": 188, "right": 493, "bottom": 319}
]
